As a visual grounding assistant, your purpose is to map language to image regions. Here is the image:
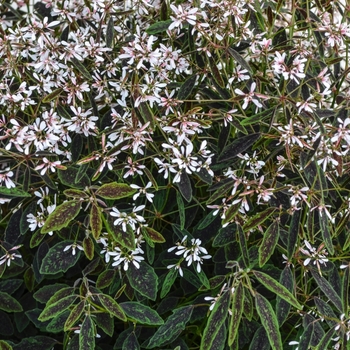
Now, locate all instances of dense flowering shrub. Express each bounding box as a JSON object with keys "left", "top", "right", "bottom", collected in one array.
[{"left": 1, "top": 0, "right": 350, "bottom": 349}]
